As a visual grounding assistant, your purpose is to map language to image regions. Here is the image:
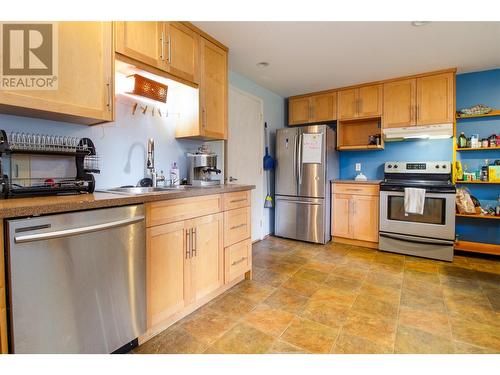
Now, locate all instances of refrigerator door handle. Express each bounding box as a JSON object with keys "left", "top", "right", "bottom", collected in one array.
[
  {"left": 298, "top": 133, "right": 303, "bottom": 186},
  {"left": 293, "top": 134, "right": 298, "bottom": 187}
]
